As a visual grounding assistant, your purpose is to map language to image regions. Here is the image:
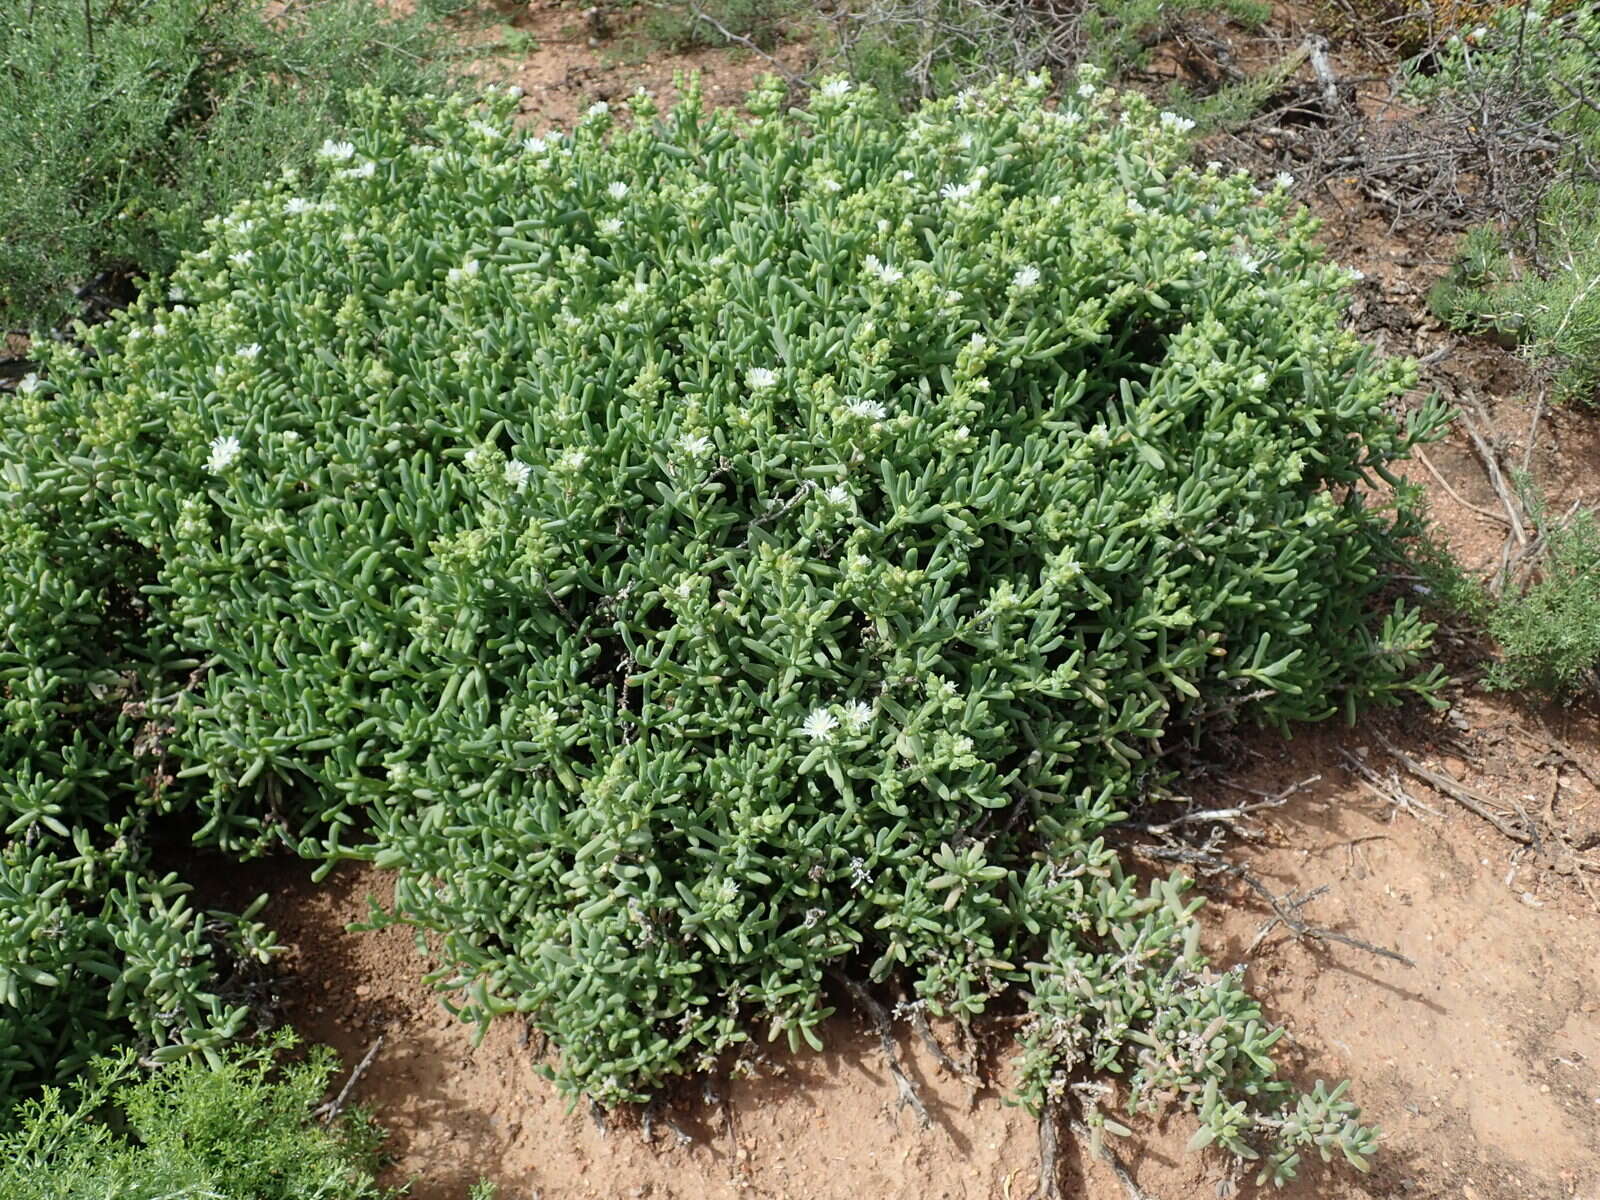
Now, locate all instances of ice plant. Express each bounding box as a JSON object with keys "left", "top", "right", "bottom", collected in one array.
[{"left": 2, "top": 74, "right": 1449, "bottom": 1184}]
